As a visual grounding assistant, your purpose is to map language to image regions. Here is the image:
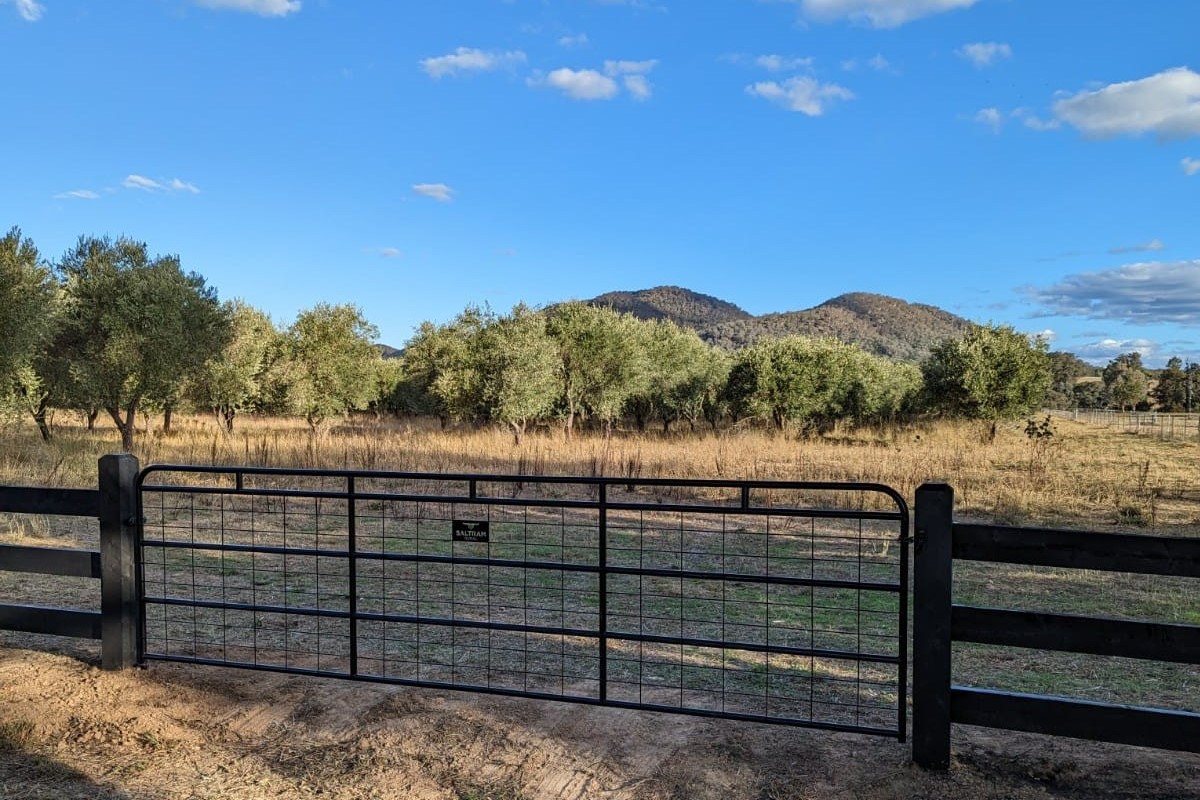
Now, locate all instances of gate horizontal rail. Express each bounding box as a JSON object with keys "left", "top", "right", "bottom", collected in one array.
[{"left": 138, "top": 465, "right": 909, "bottom": 739}]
